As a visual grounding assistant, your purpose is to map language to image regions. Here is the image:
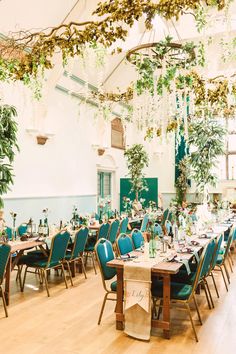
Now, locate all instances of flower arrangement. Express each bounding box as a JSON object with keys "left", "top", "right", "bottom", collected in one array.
[{"left": 98, "top": 197, "right": 112, "bottom": 221}]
